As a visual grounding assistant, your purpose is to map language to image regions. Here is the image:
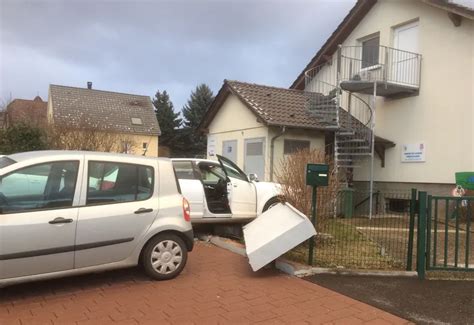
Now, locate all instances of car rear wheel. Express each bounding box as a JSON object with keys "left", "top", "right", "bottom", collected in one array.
[{"left": 142, "top": 233, "right": 188, "bottom": 280}]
